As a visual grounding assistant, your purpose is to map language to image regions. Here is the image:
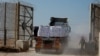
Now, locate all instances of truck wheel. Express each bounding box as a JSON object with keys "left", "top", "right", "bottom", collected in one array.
[
  {"left": 55, "top": 49, "right": 62, "bottom": 54},
  {"left": 35, "top": 48, "right": 40, "bottom": 53}
]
